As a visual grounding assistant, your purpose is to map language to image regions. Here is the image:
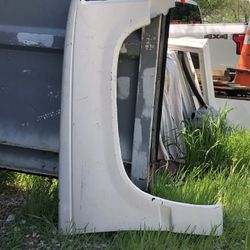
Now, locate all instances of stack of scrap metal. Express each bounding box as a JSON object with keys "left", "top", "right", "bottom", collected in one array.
[{"left": 214, "top": 81, "right": 250, "bottom": 99}]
